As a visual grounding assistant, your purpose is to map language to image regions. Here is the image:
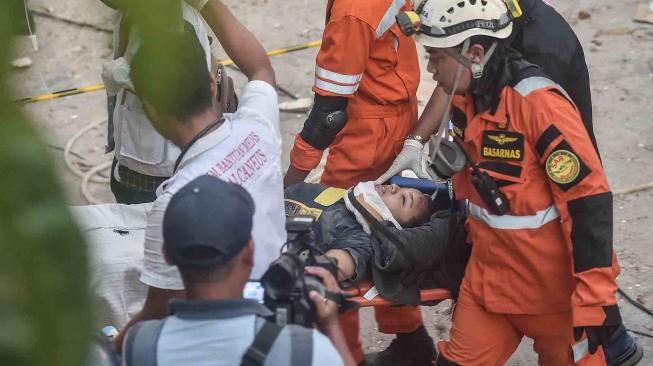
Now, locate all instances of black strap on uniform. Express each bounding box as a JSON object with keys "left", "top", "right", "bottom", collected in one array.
[
  {"left": 239, "top": 321, "right": 284, "bottom": 366},
  {"left": 326, "top": 0, "right": 336, "bottom": 23},
  {"left": 173, "top": 117, "right": 224, "bottom": 173},
  {"left": 347, "top": 191, "right": 418, "bottom": 264}
]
